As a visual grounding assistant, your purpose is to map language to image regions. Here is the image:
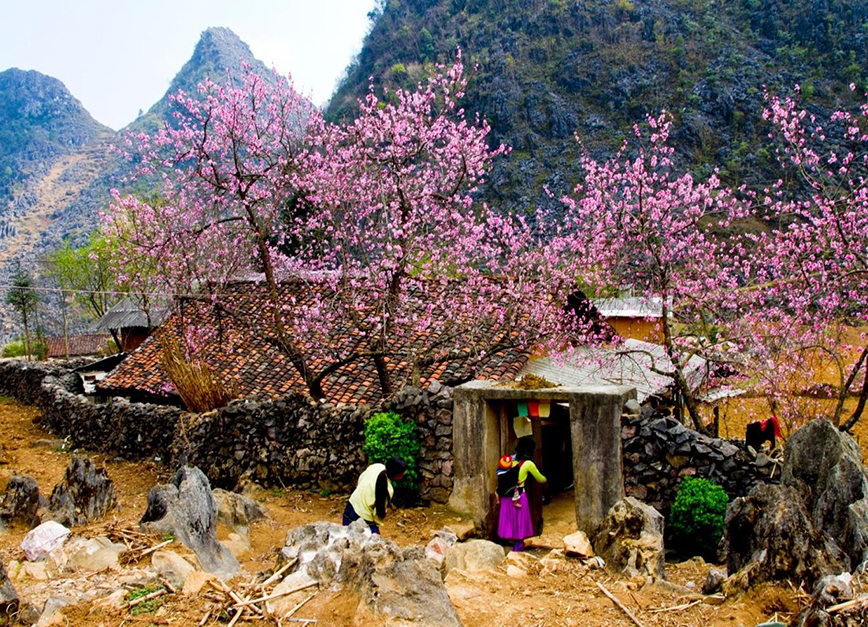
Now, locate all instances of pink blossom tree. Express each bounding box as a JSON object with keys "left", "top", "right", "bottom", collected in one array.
[
  {"left": 104, "top": 68, "right": 332, "bottom": 395},
  {"left": 106, "top": 59, "right": 576, "bottom": 401},
  {"left": 559, "top": 113, "right": 750, "bottom": 430},
  {"left": 296, "top": 54, "right": 576, "bottom": 395},
  {"left": 744, "top": 85, "right": 868, "bottom": 430}
]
